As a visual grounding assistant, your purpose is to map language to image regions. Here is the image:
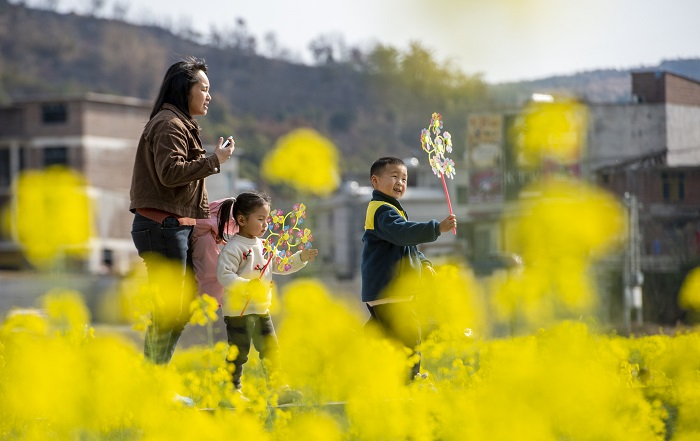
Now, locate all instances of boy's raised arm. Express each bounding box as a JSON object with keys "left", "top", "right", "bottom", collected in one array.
[{"left": 374, "top": 207, "right": 441, "bottom": 246}]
